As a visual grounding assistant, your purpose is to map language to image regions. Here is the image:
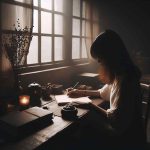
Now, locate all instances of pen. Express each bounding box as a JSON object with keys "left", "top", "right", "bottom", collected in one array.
[
  {"left": 72, "top": 82, "right": 80, "bottom": 89},
  {"left": 66, "top": 82, "right": 80, "bottom": 95}
]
